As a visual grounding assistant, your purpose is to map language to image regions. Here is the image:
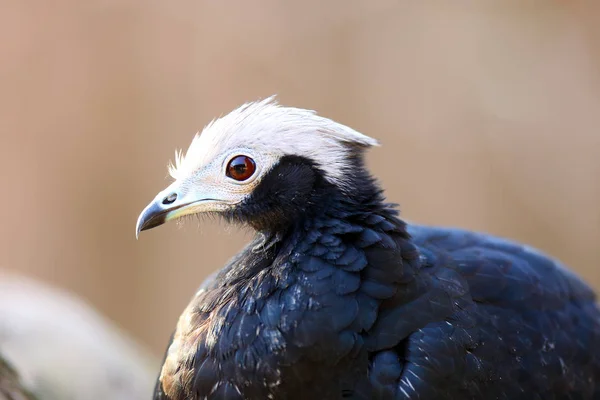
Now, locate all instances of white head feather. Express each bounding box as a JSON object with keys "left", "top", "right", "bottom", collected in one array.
[{"left": 168, "top": 96, "right": 379, "bottom": 188}]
